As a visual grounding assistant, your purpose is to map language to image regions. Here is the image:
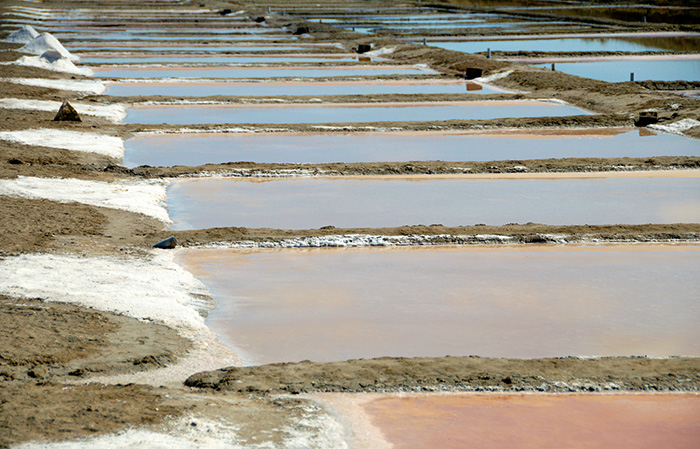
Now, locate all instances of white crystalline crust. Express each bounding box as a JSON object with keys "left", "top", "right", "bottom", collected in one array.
[
  {"left": 10, "top": 55, "right": 93, "bottom": 76},
  {"left": 0, "top": 99, "right": 126, "bottom": 122},
  {"left": 0, "top": 77, "right": 106, "bottom": 94},
  {"left": 0, "top": 176, "right": 170, "bottom": 222},
  {"left": 649, "top": 118, "right": 700, "bottom": 135},
  {"left": 18, "top": 32, "right": 78, "bottom": 61},
  {"left": 0, "top": 253, "right": 206, "bottom": 333},
  {"left": 0, "top": 128, "right": 125, "bottom": 157},
  {"left": 4, "top": 24, "right": 39, "bottom": 43}
]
